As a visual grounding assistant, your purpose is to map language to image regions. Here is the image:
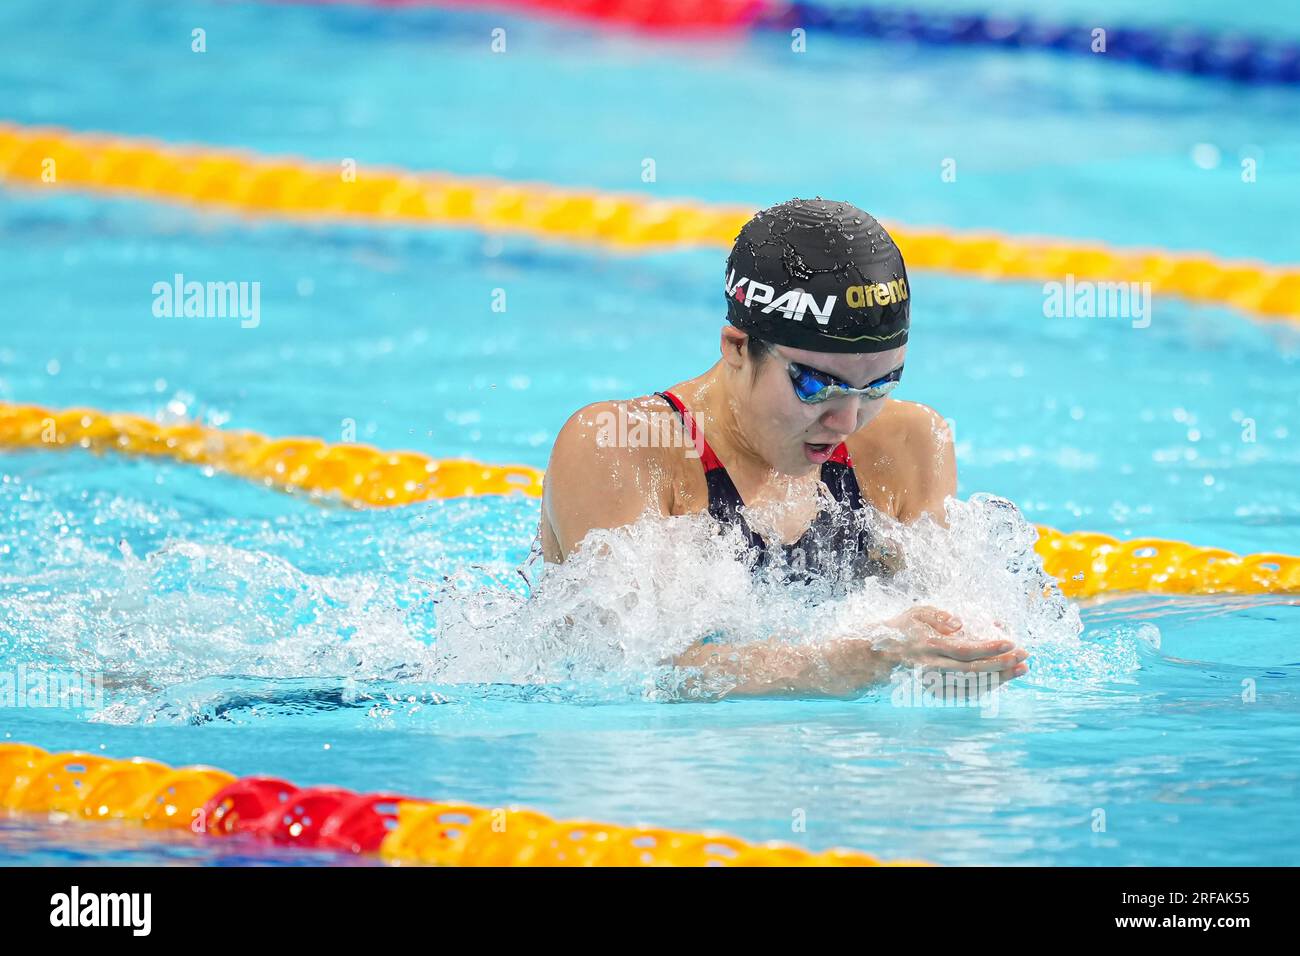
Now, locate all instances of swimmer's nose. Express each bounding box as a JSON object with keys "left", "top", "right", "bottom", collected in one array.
[{"left": 817, "top": 400, "right": 858, "bottom": 435}]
